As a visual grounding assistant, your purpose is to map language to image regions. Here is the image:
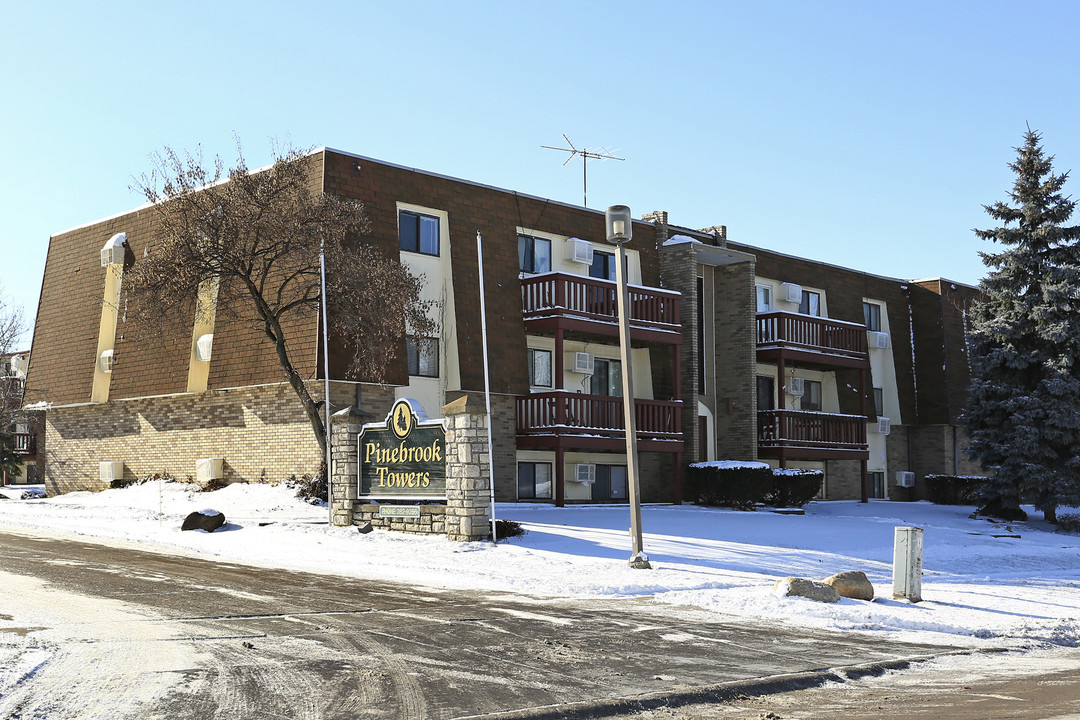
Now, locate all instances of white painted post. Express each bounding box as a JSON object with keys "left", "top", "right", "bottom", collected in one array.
[{"left": 892, "top": 526, "right": 924, "bottom": 602}]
